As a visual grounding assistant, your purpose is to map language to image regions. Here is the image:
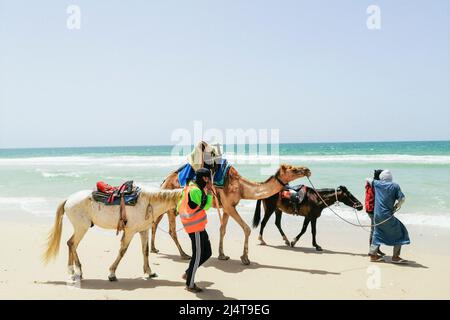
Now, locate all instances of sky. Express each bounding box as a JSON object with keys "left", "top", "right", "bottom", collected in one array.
[{"left": 0, "top": 0, "right": 449, "bottom": 148}]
